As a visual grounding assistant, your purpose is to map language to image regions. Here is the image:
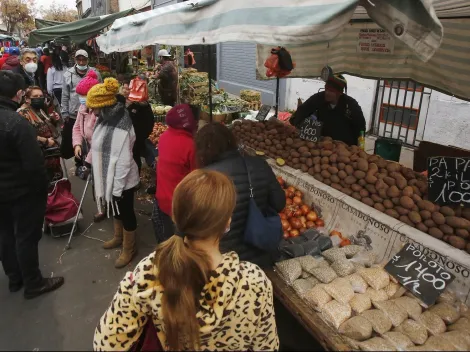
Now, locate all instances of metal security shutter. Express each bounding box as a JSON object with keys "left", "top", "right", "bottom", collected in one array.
[{"left": 218, "top": 42, "right": 277, "bottom": 105}]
